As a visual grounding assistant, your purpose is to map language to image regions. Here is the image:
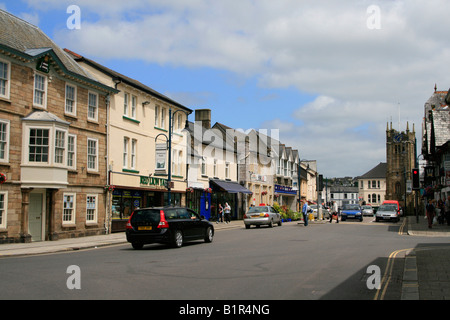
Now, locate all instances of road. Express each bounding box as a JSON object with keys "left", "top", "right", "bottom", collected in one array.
[{"left": 0, "top": 218, "right": 447, "bottom": 300}]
